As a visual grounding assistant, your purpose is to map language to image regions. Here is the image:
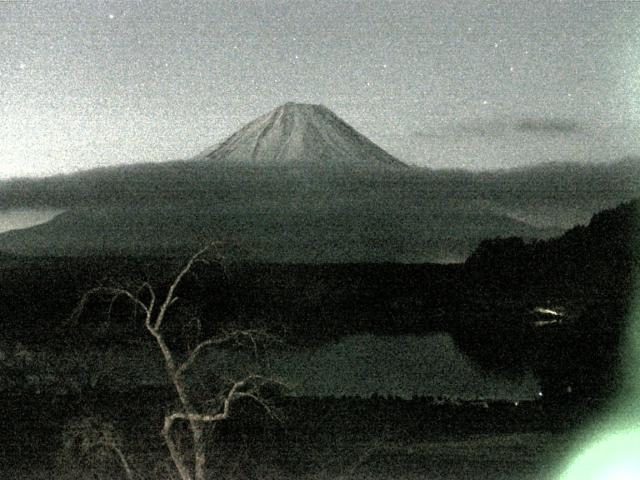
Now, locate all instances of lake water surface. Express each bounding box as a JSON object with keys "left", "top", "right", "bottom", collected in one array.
[
  {"left": 0, "top": 208, "right": 65, "bottom": 234},
  {"left": 61, "top": 333, "right": 539, "bottom": 400},
  {"left": 265, "top": 333, "right": 540, "bottom": 400}
]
